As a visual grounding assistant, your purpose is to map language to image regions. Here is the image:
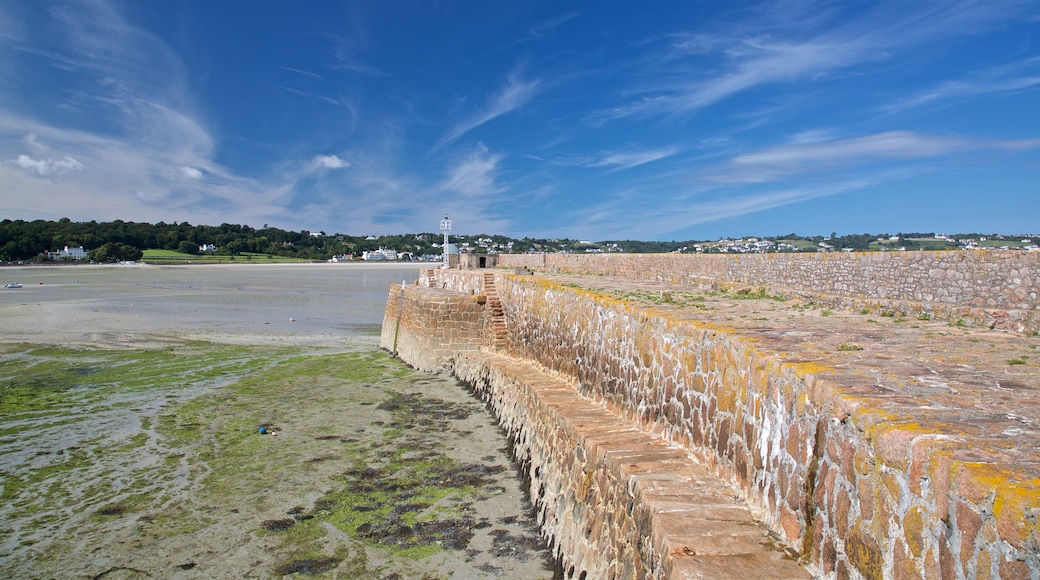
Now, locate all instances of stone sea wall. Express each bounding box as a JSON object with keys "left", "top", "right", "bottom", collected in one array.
[
  {"left": 414, "top": 266, "right": 1039, "bottom": 579},
  {"left": 497, "top": 251, "right": 1040, "bottom": 334},
  {"left": 379, "top": 283, "right": 485, "bottom": 372}
]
